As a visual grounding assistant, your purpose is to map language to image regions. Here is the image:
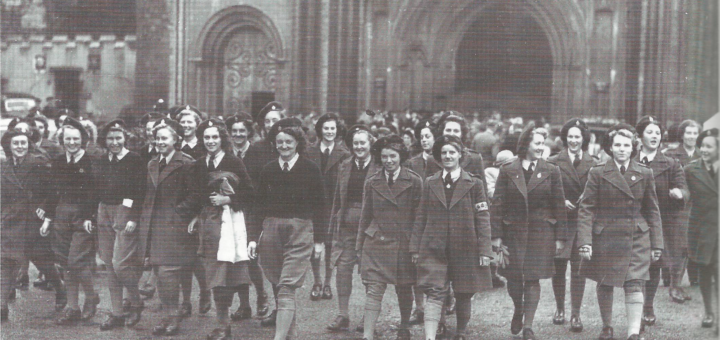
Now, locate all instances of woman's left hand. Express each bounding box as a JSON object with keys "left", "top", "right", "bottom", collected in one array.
[
  {"left": 313, "top": 243, "right": 325, "bottom": 260},
  {"left": 83, "top": 220, "right": 94, "bottom": 234},
  {"left": 669, "top": 188, "right": 683, "bottom": 200},
  {"left": 209, "top": 193, "right": 231, "bottom": 206},
  {"left": 479, "top": 256, "right": 491, "bottom": 267},
  {"left": 651, "top": 249, "right": 662, "bottom": 262},
  {"left": 555, "top": 240, "right": 565, "bottom": 256}
]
